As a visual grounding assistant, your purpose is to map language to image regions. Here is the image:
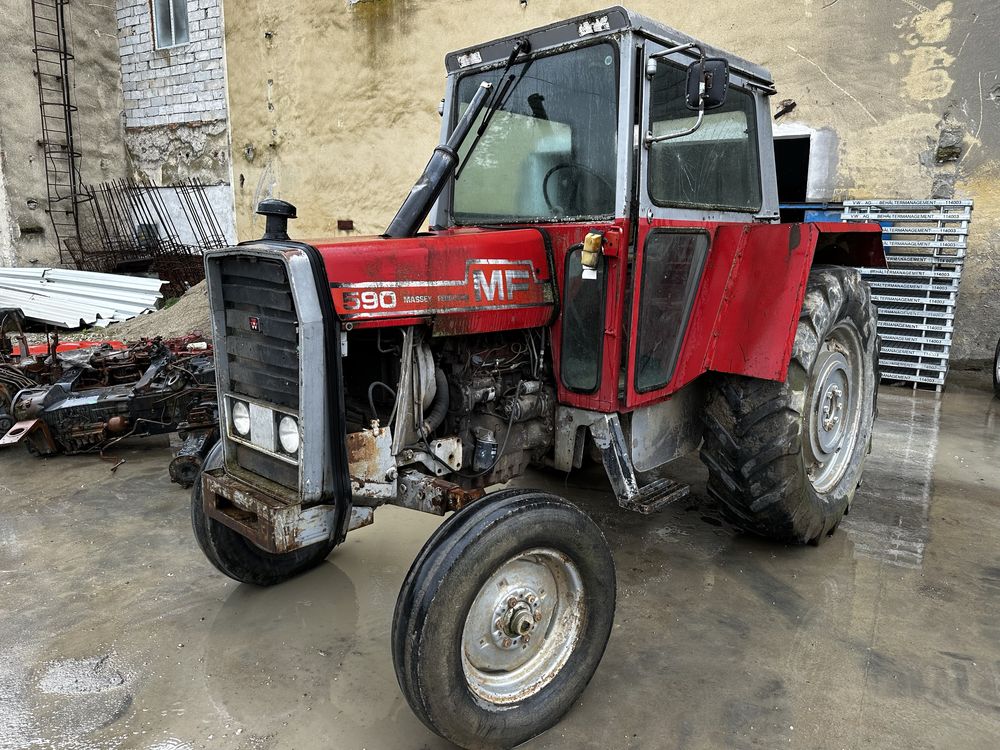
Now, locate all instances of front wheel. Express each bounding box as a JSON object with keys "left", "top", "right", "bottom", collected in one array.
[
  {"left": 190, "top": 461, "right": 338, "bottom": 586},
  {"left": 392, "top": 489, "right": 616, "bottom": 750},
  {"left": 700, "top": 266, "right": 878, "bottom": 544}
]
